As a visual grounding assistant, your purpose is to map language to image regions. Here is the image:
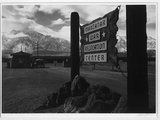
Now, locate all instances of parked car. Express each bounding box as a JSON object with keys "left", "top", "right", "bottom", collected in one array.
[{"left": 32, "top": 59, "right": 45, "bottom": 68}]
